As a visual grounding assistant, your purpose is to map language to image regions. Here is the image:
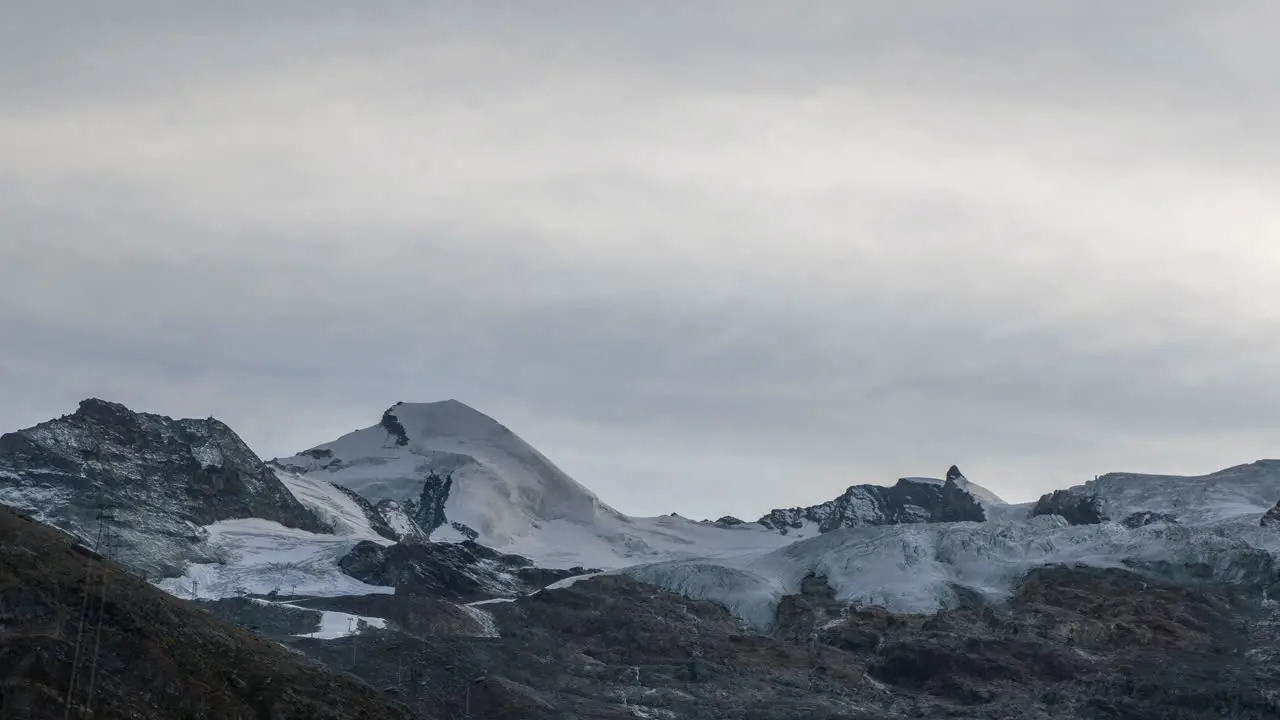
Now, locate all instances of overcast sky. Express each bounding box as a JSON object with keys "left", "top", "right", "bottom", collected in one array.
[{"left": 3, "top": 1, "right": 1280, "bottom": 519}]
